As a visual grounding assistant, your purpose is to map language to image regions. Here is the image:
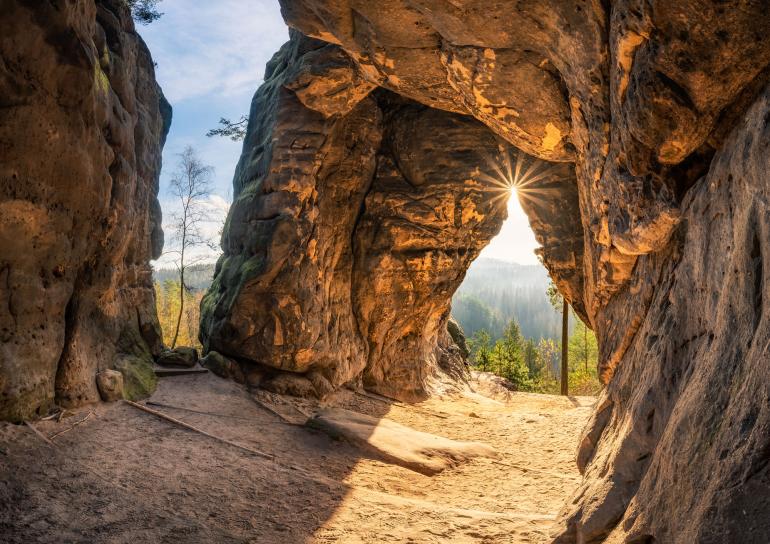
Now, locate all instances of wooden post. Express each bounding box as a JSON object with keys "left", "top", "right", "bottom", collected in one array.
[{"left": 561, "top": 302, "right": 569, "bottom": 396}]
